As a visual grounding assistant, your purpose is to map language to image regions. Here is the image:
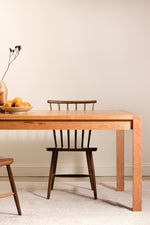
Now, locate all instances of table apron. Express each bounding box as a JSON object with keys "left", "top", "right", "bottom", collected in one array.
[{"left": 0, "top": 120, "right": 132, "bottom": 130}]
